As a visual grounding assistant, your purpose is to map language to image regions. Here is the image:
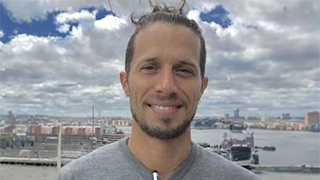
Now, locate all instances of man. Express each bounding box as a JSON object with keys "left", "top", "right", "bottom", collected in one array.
[{"left": 57, "top": 4, "right": 261, "bottom": 180}]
